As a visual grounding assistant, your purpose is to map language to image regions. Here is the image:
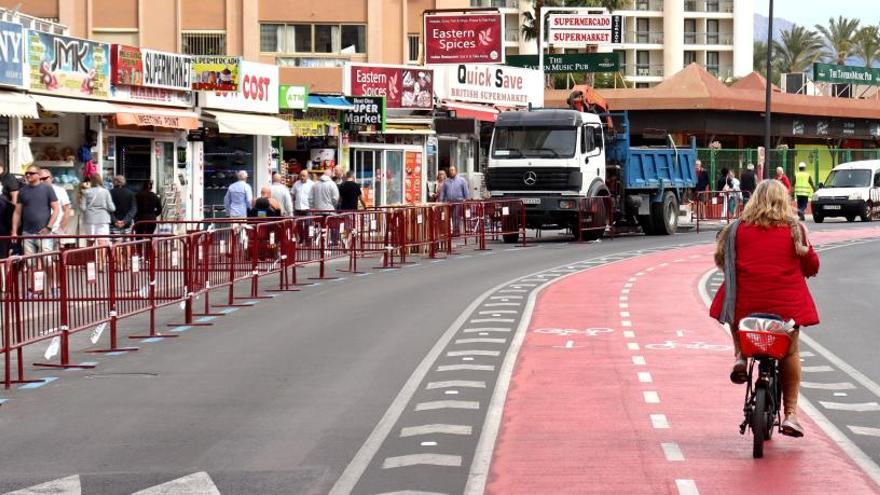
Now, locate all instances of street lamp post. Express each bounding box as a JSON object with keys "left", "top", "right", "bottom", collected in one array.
[{"left": 763, "top": 0, "right": 774, "bottom": 179}]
